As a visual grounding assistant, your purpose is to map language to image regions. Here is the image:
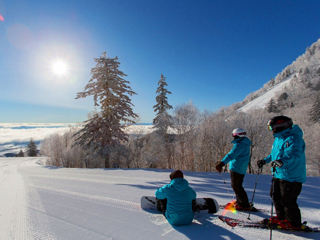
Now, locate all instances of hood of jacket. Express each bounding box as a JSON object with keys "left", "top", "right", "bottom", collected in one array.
[
  {"left": 231, "top": 136, "right": 252, "bottom": 146},
  {"left": 273, "top": 124, "right": 303, "bottom": 139},
  {"left": 169, "top": 178, "right": 190, "bottom": 192}
]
